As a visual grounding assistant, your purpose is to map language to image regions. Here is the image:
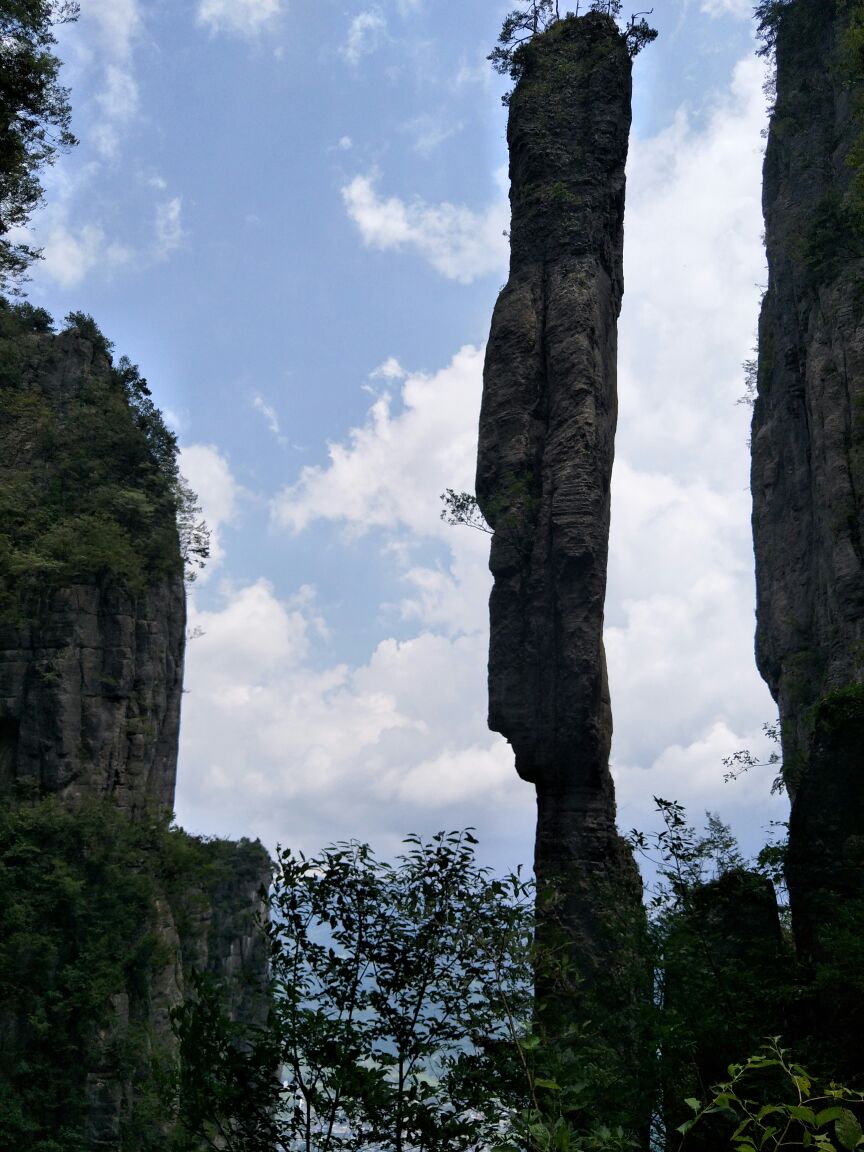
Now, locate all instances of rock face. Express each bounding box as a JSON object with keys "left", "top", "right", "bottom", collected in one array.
[
  {"left": 752, "top": 0, "right": 864, "bottom": 1073},
  {"left": 0, "top": 311, "right": 271, "bottom": 1146},
  {"left": 476, "top": 10, "right": 645, "bottom": 1098},
  {"left": 0, "top": 579, "right": 185, "bottom": 814}
]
